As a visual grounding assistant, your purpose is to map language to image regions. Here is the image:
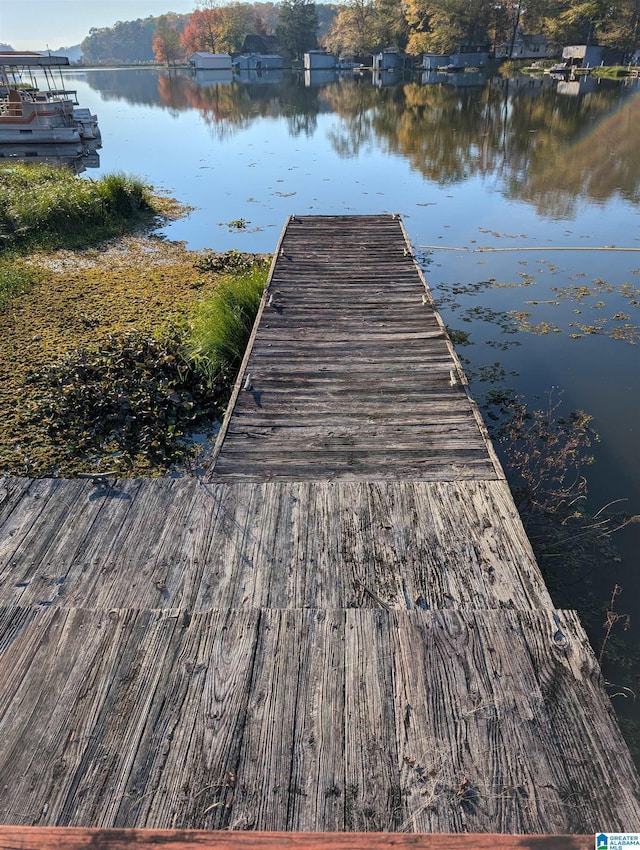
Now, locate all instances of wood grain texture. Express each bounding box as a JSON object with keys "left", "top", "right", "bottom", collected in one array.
[
  {"left": 0, "top": 825, "right": 596, "bottom": 849},
  {"left": 207, "top": 215, "right": 503, "bottom": 482},
  {"left": 0, "top": 480, "right": 552, "bottom": 611},
  {"left": 0, "top": 217, "right": 637, "bottom": 838},
  {"left": 0, "top": 607, "right": 638, "bottom": 833}
]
